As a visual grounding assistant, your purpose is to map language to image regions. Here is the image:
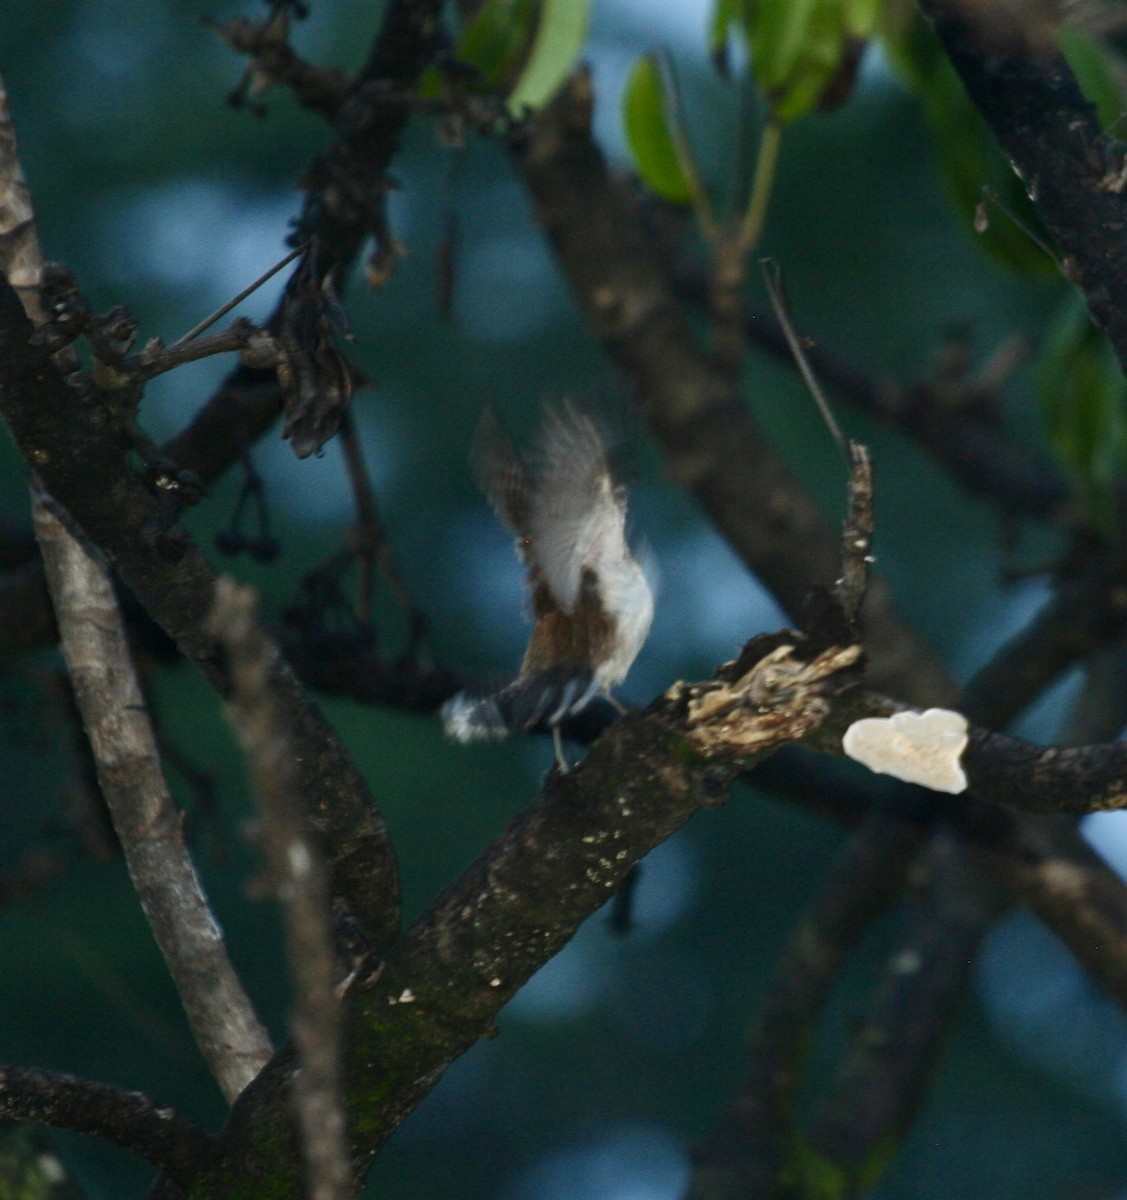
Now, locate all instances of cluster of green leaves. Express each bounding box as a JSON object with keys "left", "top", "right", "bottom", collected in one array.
[
  {"left": 710, "top": 0, "right": 881, "bottom": 123},
  {"left": 619, "top": 0, "right": 1127, "bottom": 533},
  {"left": 622, "top": 0, "right": 882, "bottom": 212}
]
